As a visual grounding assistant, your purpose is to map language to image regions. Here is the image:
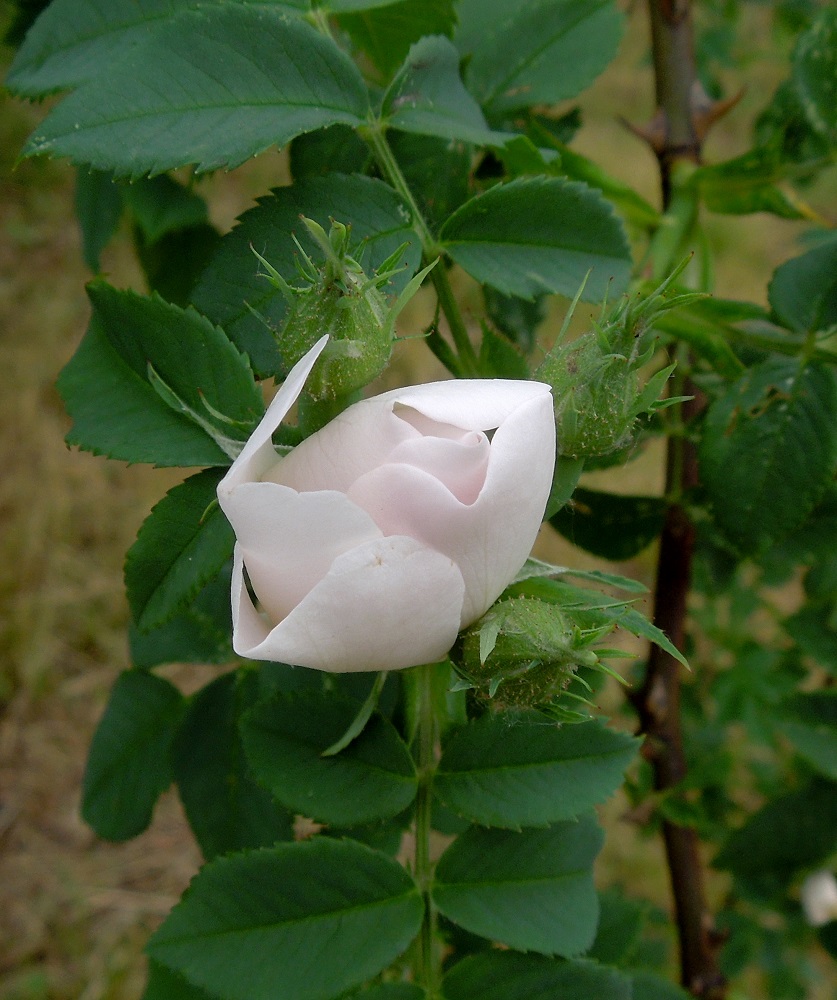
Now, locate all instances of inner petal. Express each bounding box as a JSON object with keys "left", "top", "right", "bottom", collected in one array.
[{"left": 387, "top": 431, "right": 490, "bottom": 505}]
